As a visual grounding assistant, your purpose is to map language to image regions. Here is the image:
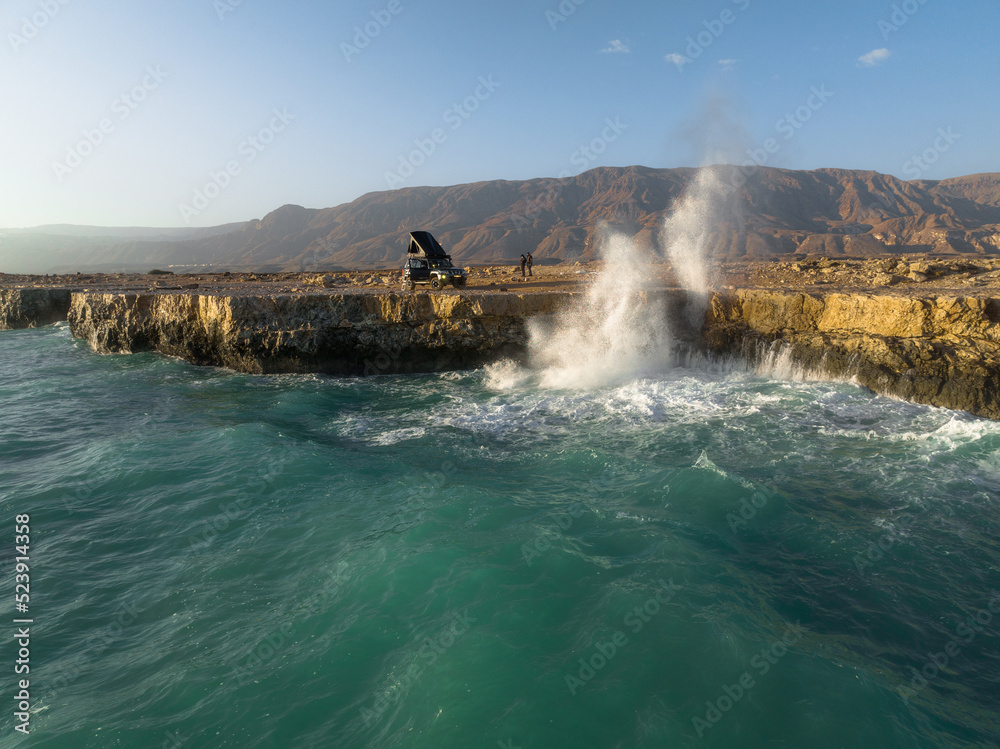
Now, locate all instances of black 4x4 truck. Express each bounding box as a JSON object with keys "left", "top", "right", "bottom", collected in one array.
[{"left": 401, "top": 231, "right": 467, "bottom": 291}]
